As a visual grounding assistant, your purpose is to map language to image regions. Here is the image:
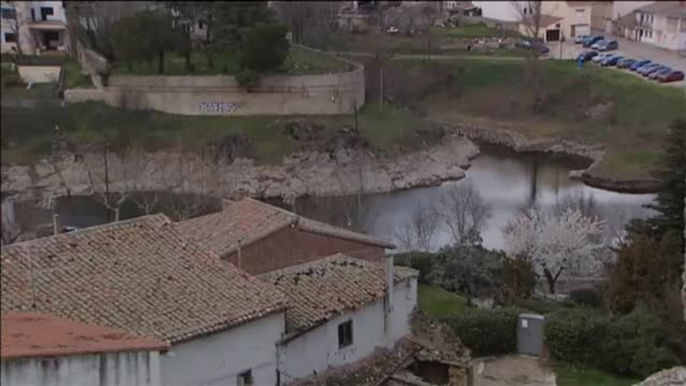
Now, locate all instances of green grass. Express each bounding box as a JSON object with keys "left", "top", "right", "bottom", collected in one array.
[
  {"left": 61, "top": 58, "right": 93, "bottom": 89},
  {"left": 430, "top": 24, "right": 522, "bottom": 39},
  {"left": 110, "top": 46, "right": 352, "bottom": 76},
  {"left": 418, "top": 284, "right": 468, "bottom": 319},
  {"left": 396, "top": 58, "right": 686, "bottom": 180},
  {"left": 554, "top": 363, "right": 640, "bottom": 386}
]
